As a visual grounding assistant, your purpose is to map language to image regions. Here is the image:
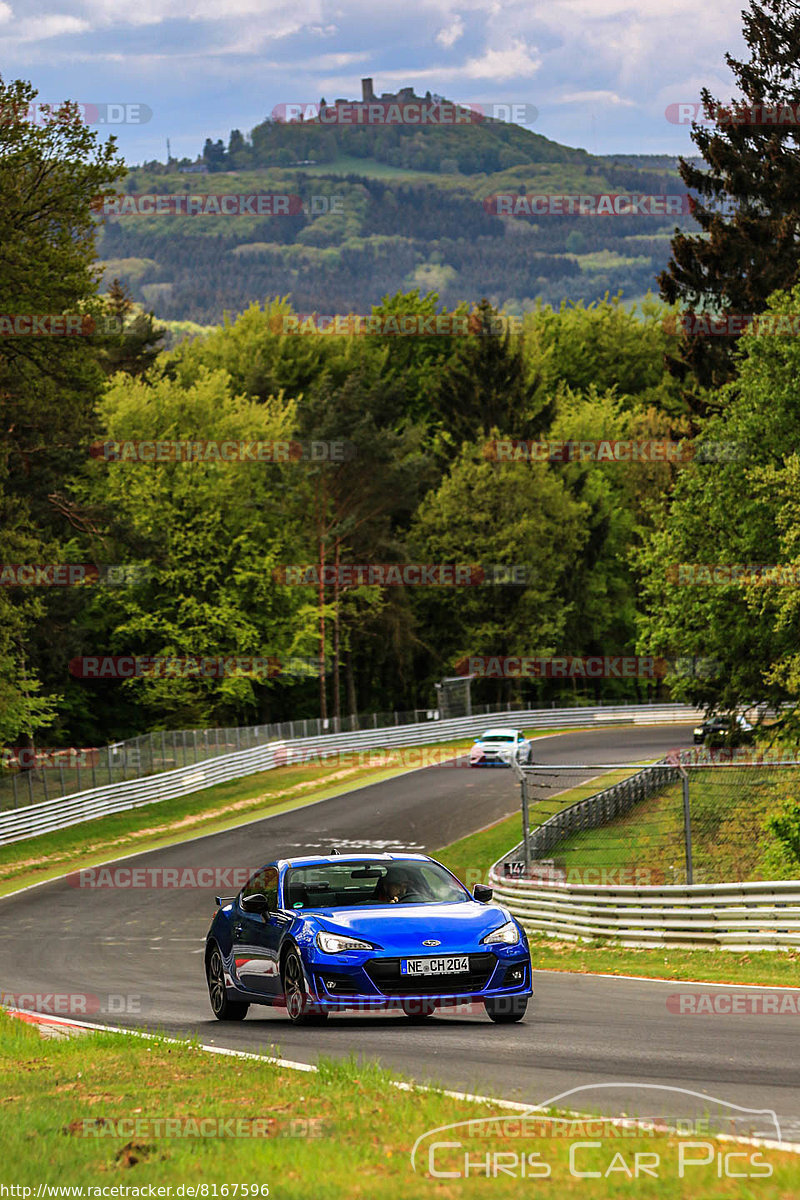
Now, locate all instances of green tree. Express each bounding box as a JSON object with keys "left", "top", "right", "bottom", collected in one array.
[
  {"left": 636, "top": 284, "right": 800, "bottom": 713},
  {"left": 93, "top": 280, "right": 167, "bottom": 377},
  {"left": 429, "top": 299, "right": 556, "bottom": 446},
  {"left": 659, "top": 0, "right": 800, "bottom": 399},
  {"left": 75, "top": 367, "right": 309, "bottom": 730},
  {"left": 0, "top": 76, "right": 124, "bottom": 743},
  {"left": 409, "top": 448, "right": 587, "bottom": 698}
]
